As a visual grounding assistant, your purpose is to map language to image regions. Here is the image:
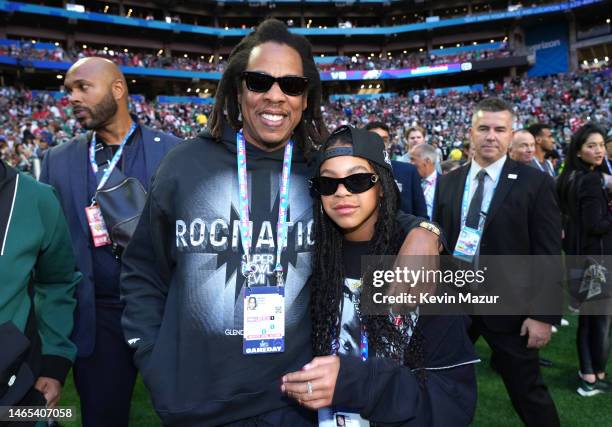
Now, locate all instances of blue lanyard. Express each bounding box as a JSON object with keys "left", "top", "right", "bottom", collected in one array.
[
  {"left": 236, "top": 130, "right": 293, "bottom": 286},
  {"left": 460, "top": 164, "right": 502, "bottom": 229},
  {"left": 535, "top": 159, "right": 552, "bottom": 176},
  {"left": 89, "top": 122, "right": 137, "bottom": 194}
]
